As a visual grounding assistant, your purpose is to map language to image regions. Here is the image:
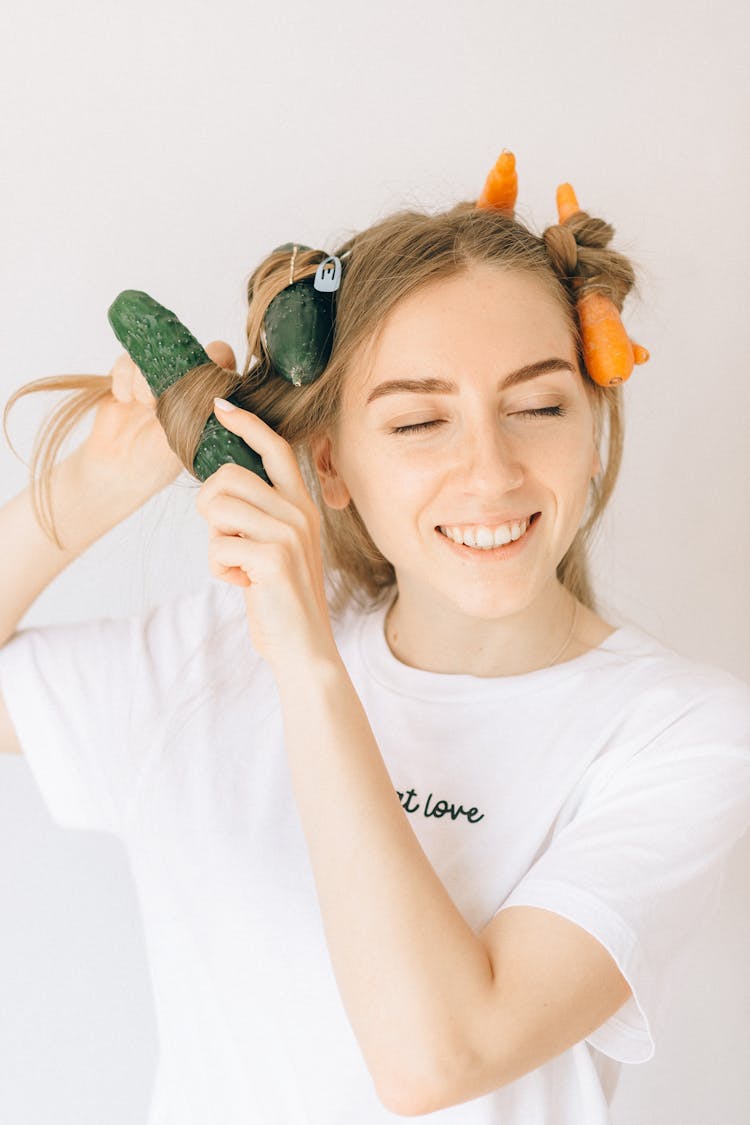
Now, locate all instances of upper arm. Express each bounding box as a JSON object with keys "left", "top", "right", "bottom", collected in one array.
[
  {"left": 0, "top": 687, "right": 22, "bottom": 754},
  {"left": 430, "top": 905, "right": 632, "bottom": 1112}
]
